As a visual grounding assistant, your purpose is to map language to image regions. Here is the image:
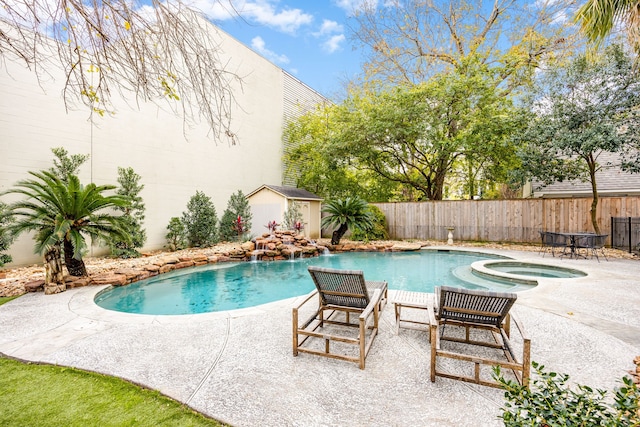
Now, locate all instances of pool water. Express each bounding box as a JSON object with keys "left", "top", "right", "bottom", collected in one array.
[{"left": 95, "top": 250, "right": 507, "bottom": 315}]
